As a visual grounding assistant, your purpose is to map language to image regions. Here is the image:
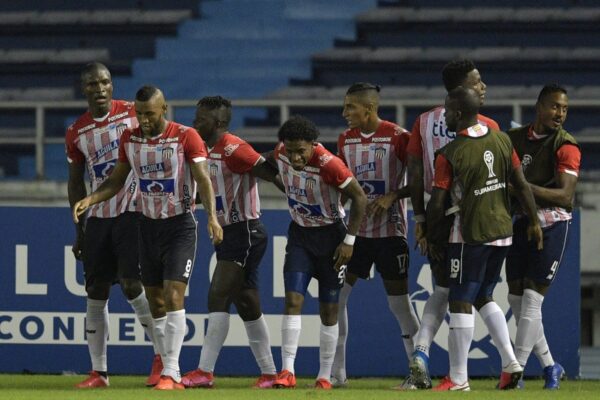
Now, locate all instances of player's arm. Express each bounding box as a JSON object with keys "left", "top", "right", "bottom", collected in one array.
[
  {"left": 511, "top": 164, "right": 543, "bottom": 250},
  {"left": 529, "top": 172, "right": 577, "bottom": 209},
  {"left": 407, "top": 119, "right": 428, "bottom": 254},
  {"left": 251, "top": 158, "right": 285, "bottom": 193},
  {"left": 425, "top": 187, "right": 448, "bottom": 262},
  {"left": 191, "top": 160, "right": 223, "bottom": 245},
  {"left": 67, "top": 161, "right": 87, "bottom": 260},
  {"left": 72, "top": 161, "right": 131, "bottom": 223},
  {"left": 333, "top": 177, "right": 367, "bottom": 270}
]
